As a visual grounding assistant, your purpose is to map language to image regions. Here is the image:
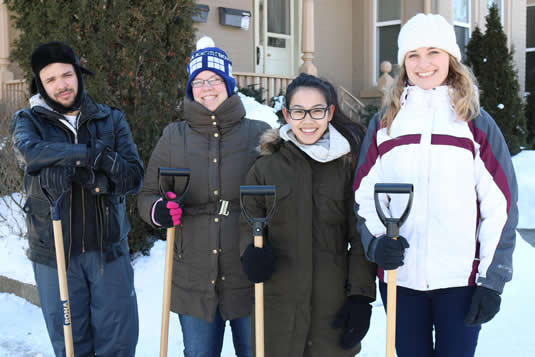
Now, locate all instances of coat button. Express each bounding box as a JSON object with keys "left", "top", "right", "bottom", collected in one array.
[
  {"left": 211, "top": 280, "right": 215, "bottom": 284},
  {"left": 76, "top": 160, "right": 81, "bottom": 166},
  {"left": 213, "top": 158, "right": 217, "bottom": 163},
  {"left": 221, "top": 276, "right": 226, "bottom": 281},
  {"left": 211, "top": 115, "right": 216, "bottom": 120},
  {"left": 213, "top": 133, "right": 219, "bottom": 138},
  {"left": 212, "top": 249, "right": 218, "bottom": 254},
  {"left": 214, "top": 217, "right": 219, "bottom": 223},
  {"left": 213, "top": 190, "right": 219, "bottom": 196},
  {"left": 212, "top": 121, "right": 217, "bottom": 126}
]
